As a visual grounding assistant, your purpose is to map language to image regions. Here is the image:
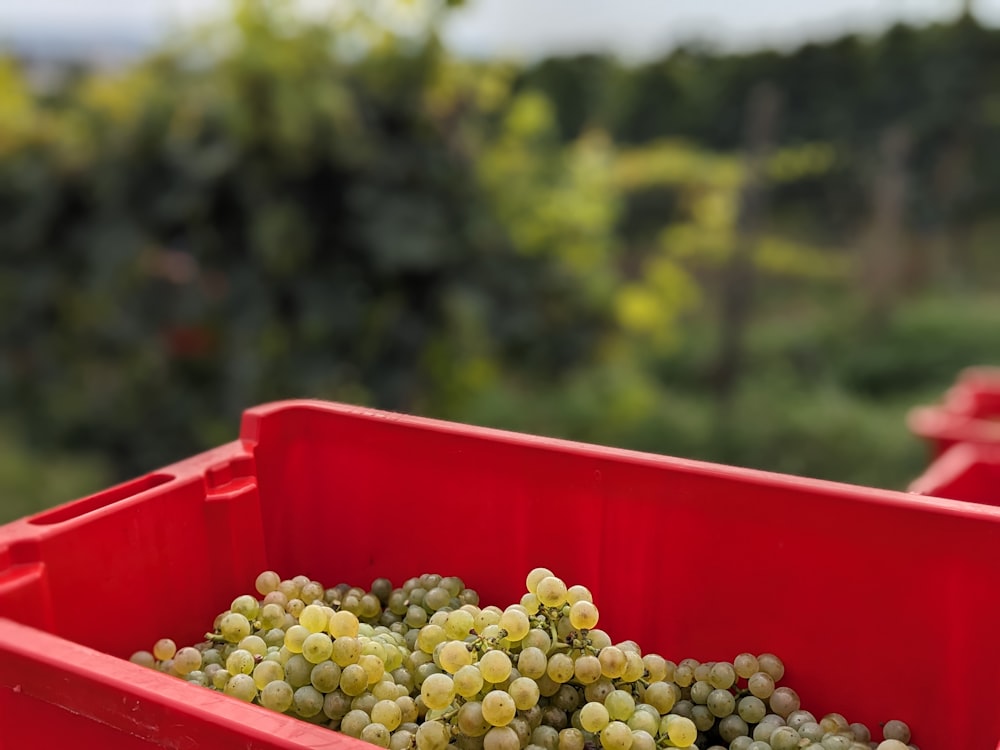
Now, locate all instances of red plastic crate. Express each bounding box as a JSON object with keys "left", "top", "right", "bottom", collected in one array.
[
  {"left": 909, "top": 441, "right": 1000, "bottom": 506},
  {"left": 908, "top": 366, "right": 1000, "bottom": 459},
  {"left": 3, "top": 400, "right": 1000, "bottom": 749}
]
